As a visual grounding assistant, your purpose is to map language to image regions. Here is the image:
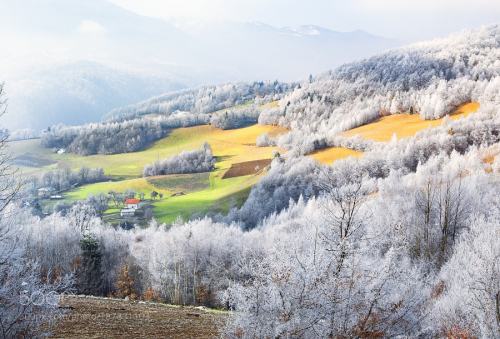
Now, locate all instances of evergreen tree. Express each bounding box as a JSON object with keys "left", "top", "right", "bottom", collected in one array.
[{"left": 76, "top": 234, "right": 103, "bottom": 295}]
